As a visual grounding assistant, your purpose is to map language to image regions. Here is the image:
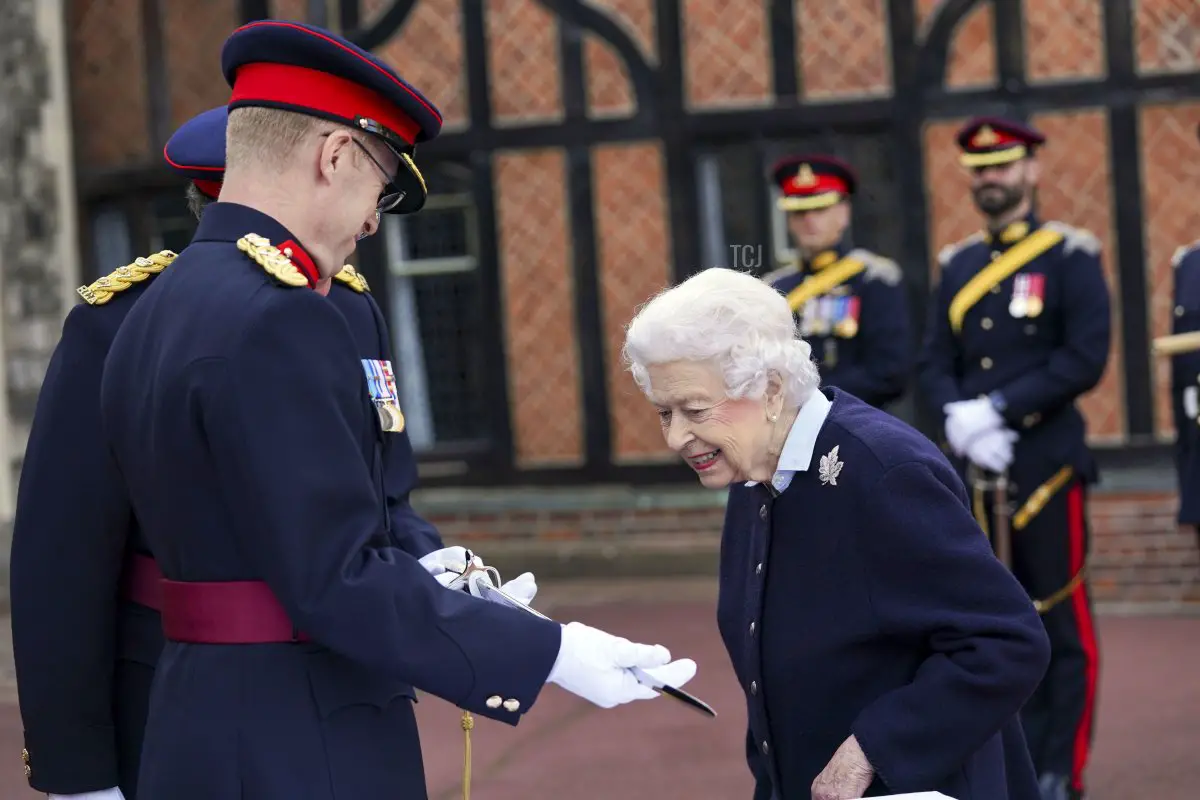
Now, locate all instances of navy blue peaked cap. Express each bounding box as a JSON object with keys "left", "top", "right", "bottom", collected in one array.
[
  {"left": 220, "top": 19, "right": 441, "bottom": 213},
  {"left": 163, "top": 105, "right": 227, "bottom": 199}
]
